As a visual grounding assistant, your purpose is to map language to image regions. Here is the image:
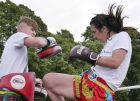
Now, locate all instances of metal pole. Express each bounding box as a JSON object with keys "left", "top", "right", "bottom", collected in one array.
[{"left": 116, "top": 85, "right": 140, "bottom": 91}]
